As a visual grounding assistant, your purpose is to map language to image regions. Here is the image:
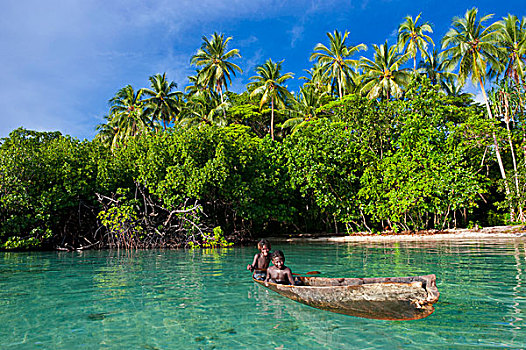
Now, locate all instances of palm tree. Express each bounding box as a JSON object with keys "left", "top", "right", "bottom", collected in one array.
[
  {"left": 440, "top": 8, "right": 503, "bottom": 115},
  {"left": 248, "top": 59, "right": 294, "bottom": 140},
  {"left": 397, "top": 13, "right": 434, "bottom": 71},
  {"left": 140, "top": 73, "right": 182, "bottom": 129},
  {"left": 489, "top": 80, "right": 524, "bottom": 221},
  {"left": 190, "top": 32, "right": 242, "bottom": 103},
  {"left": 300, "top": 62, "right": 332, "bottom": 96},
  {"left": 358, "top": 41, "right": 411, "bottom": 100},
  {"left": 282, "top": 86, "right": 325, "bottom": 135},
  {"left": 310, "top": 30, "right": 366, "bottom": 99},
  {"left": 95, "top": 115, "right": 117, "bottom": 148},
  {"left": 185, "top": 71, "right": 208, "bottom": 98},
  {"left": 441, "top": 76, "right": 473, "bottom": 99},
  {"left": 495, "top": 14, "right": 526, "bottom": 83},
  {"left": 108, "top": 85, "right": 156, "bottom": 145},
  {"left": 418, "top": 49, "right": 457, "bottom": 89},
  {"left": 179, "top": 91, "right": 230, "bottom": 127},
  {"left": 440, "top": 7, "right": 508, "bottom": 211}
]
